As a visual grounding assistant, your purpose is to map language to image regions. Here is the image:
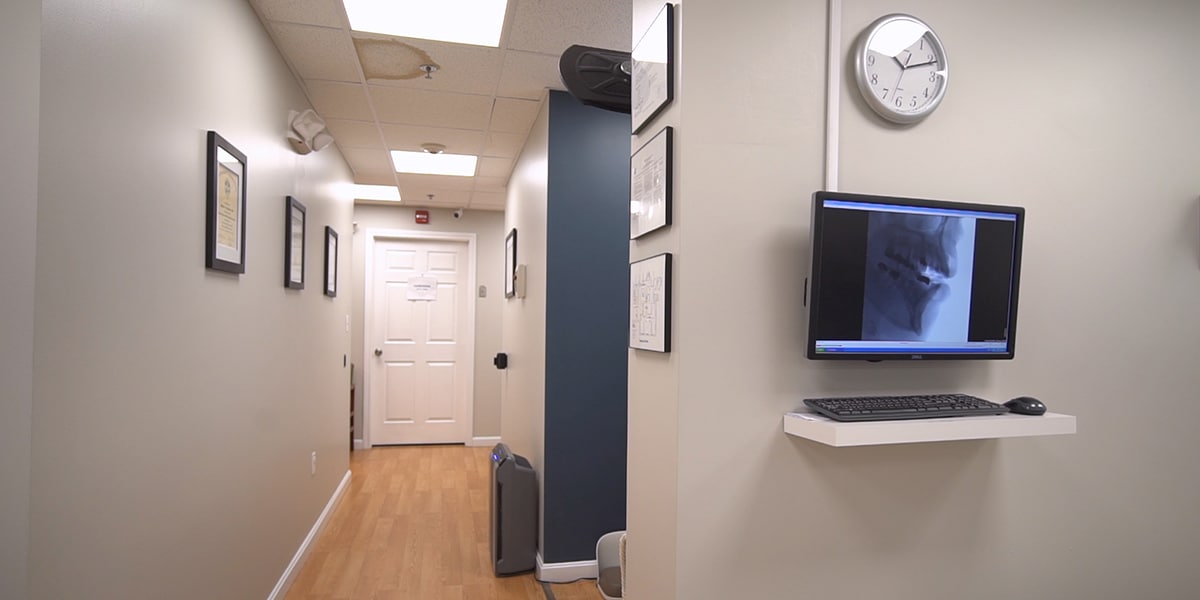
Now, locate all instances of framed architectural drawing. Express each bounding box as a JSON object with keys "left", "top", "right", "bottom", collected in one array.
[
  {"left": 629, "top": 253, "right": 672, "bottom": 352},
  {"left": 631, "top": 3, "right": 674, "bottom": 133},
  {"left": 630, "top": 126, "right": 673, "bottom": 239}
]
